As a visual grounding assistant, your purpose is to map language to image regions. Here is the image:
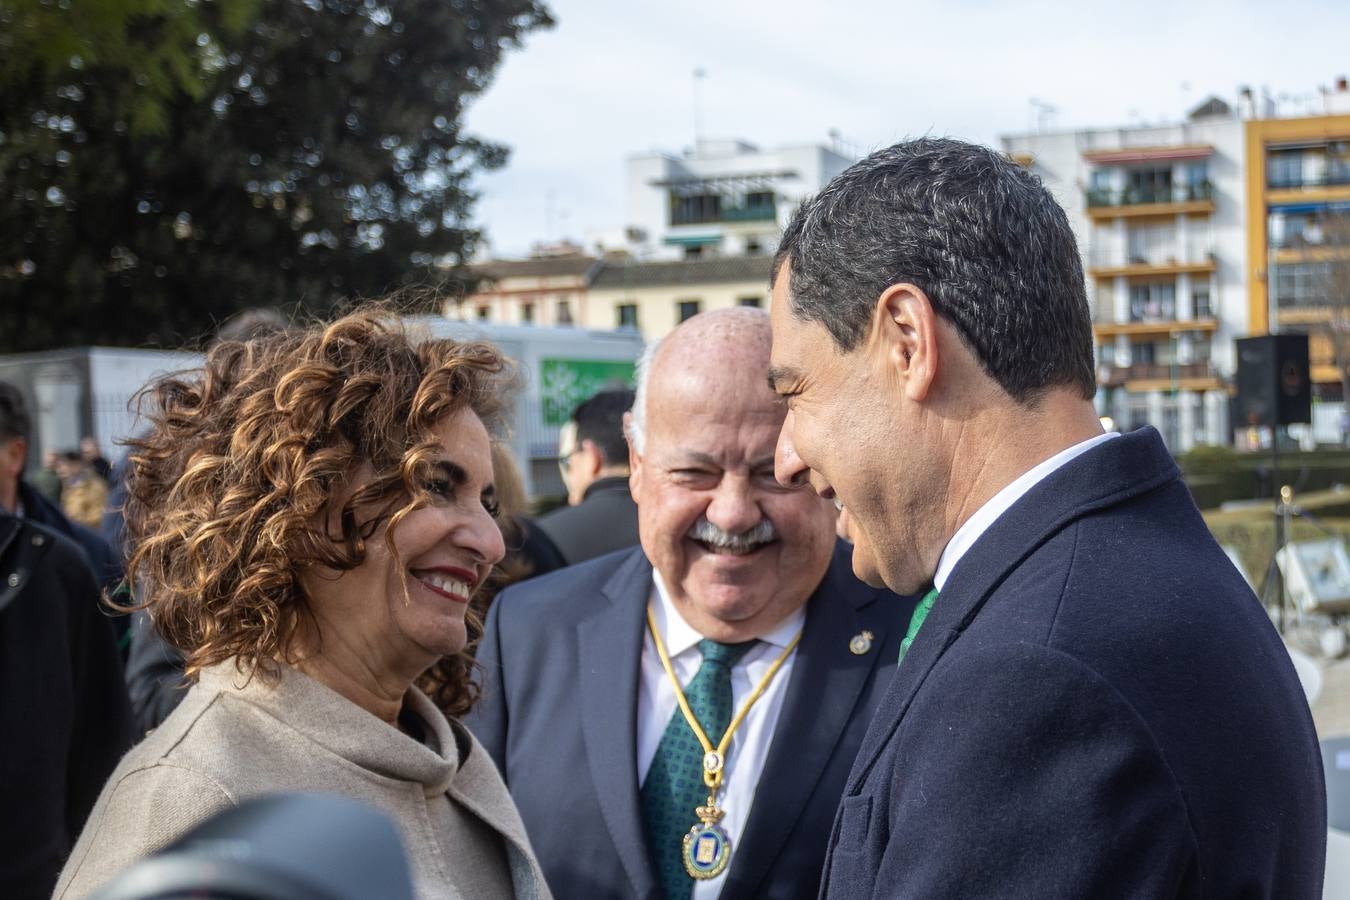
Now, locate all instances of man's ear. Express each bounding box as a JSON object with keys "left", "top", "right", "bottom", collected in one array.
[
  {"left": 871, "top": 282, "right": 939, "bottom": 402},
  {"left": 0, "top": 436, "right": 26, "bottom": 478},
  {"left": 579, "top": 439, "right": 605, "bottom": 479},
  {"left": 623, "top": 412, "right": 643, "bottom": 499}
]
